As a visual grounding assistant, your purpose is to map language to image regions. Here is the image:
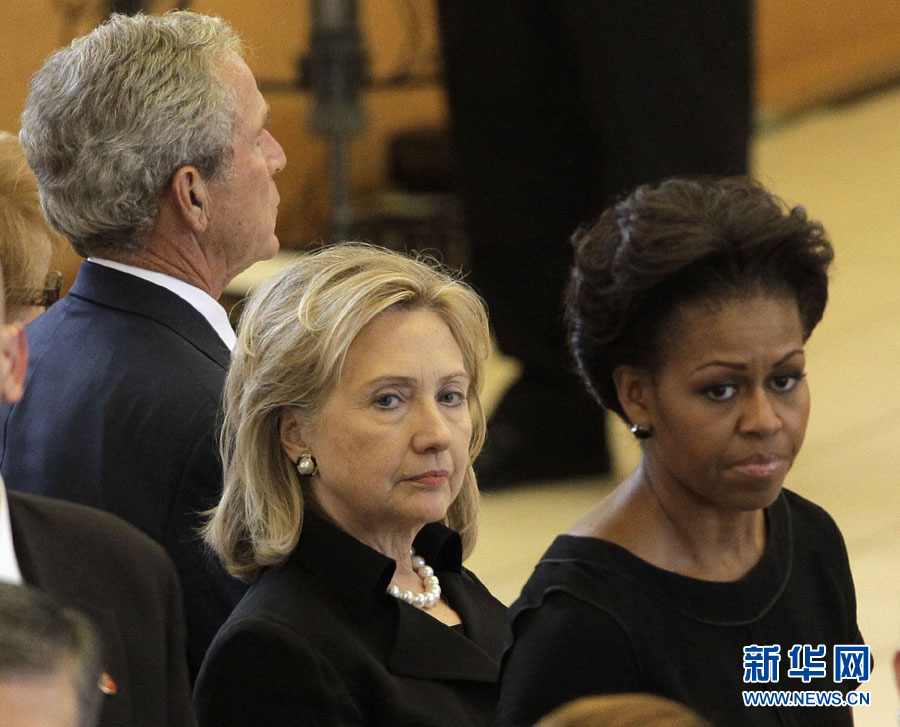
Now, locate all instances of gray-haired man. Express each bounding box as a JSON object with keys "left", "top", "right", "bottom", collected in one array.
[{"left": 0, "top": 11, "right": 286, "bottom": 676}]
